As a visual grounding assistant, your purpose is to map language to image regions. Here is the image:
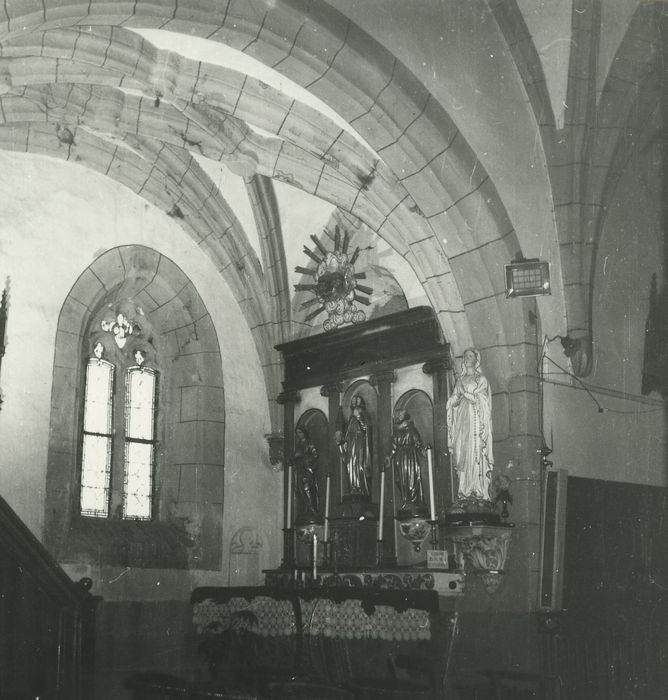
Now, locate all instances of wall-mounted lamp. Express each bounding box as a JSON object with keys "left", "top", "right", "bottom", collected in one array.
[{"left": 505, "top": 258, "right": 551, "bottom": 298}]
